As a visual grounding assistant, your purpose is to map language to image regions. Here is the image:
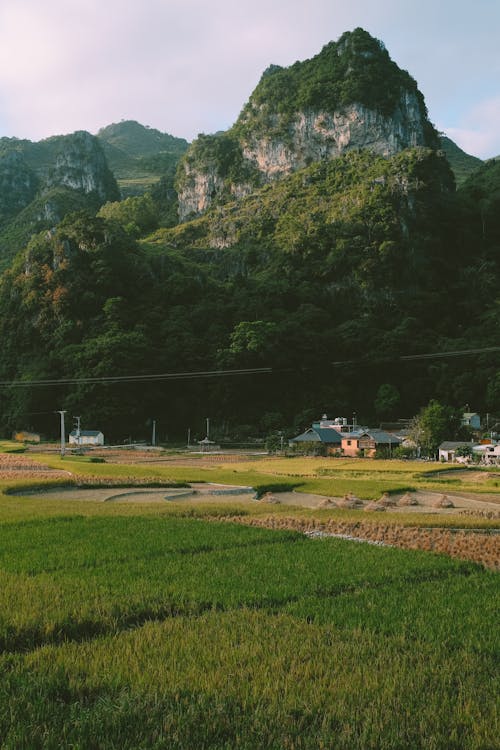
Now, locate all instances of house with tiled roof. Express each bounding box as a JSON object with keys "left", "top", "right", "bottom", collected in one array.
[
  {"left": 341, "top": 429, "right": 401, "bottom": 458},
  {"left": 289, "top": 426, "right": 342, "bottom": 455},
  {"left": 290, "top": 416, "right": 401, "bottom": 457}
]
